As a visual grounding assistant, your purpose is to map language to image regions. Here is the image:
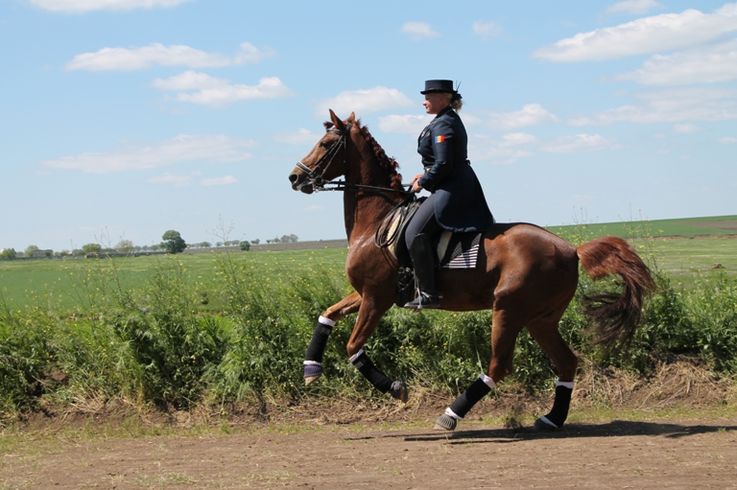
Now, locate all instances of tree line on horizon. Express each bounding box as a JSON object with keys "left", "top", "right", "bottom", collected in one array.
[{"left": 0, "top": 230, "right": 300, "bottom": 260}]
